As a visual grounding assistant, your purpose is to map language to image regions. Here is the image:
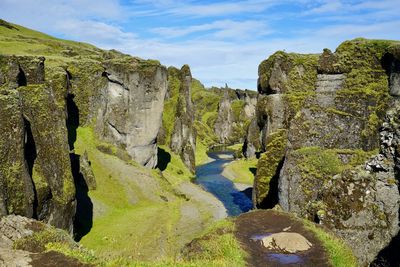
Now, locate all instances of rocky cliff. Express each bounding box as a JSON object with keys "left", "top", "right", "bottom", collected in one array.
[
  {"left": 0, "top": 21, "right": 169, "bottom": 233},
  {"left": 169, "top": 65, "right": 196, "bottom": 173},
  {"left": 252, "top": 38, "right": 400, "bottom": 265},
  {"left": 0, "top": 55, "right": 76, "bottom": 231},
  {"left": 213, "top": 87, "right": 257, "bottom": 145},
  {"left": 96, "top": 58, "right": 167, "bottom": 168}
]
